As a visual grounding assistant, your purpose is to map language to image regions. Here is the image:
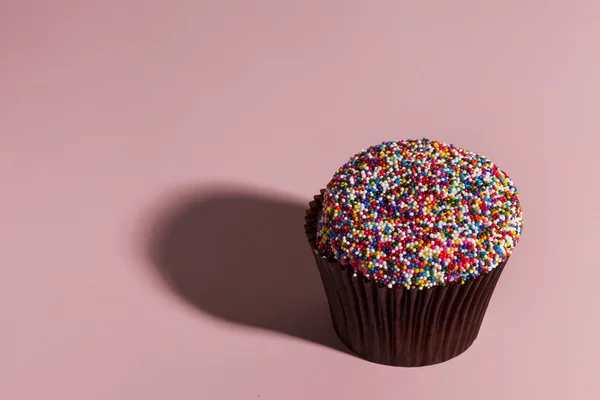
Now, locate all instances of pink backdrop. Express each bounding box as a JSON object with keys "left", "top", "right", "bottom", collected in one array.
[{"left": 1, "top": 1, "right": 599, "bottom": 399}]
